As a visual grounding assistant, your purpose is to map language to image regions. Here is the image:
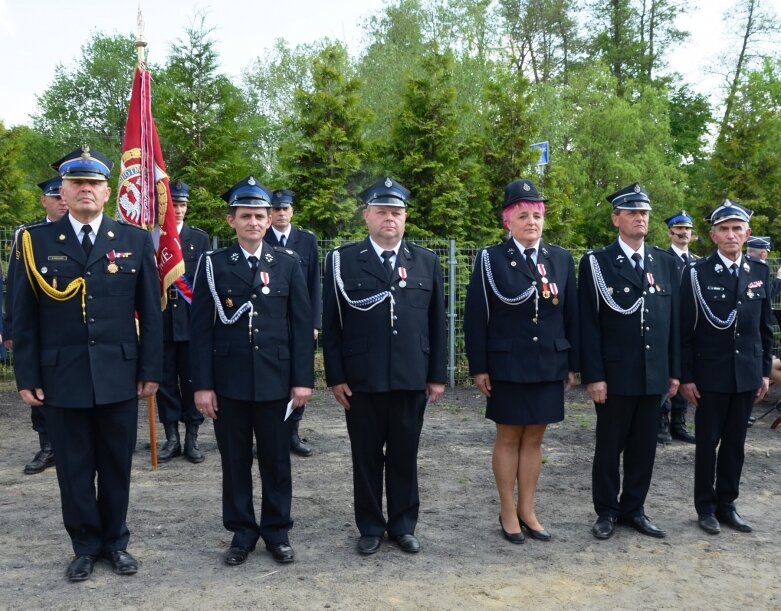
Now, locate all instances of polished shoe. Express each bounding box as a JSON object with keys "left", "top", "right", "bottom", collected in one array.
[
  {"left": 715, "top": 509, "right": 752, "bottom": 533},
  {"left": 698, "top": 513, "right": 721, "bottom": 535},
  {"left": 158, "top": 422, "right": 181, "bottom": 462},
  {"left": 591, "top": 516, "right": 616, "bottom": 540},
  {"left": 623, "top": 514, "right": 666, "bottom": 538},
  {"left": 184, "top": 422, "right": 205, "bottom": 463},
  {"left": 225, "top": 546, "right": 251, "bottom": 566},
  {"left": 290, "top": 420, "right": 312, "bottom": 457},
  {"left": 519, "top": 518, "right": 552, "bottom": 541},
  {"left": 499, "top": 516, "right": 525, "bottom": 544},
  {"left": 657, "top": 413, "right": 673, "bottom": 444},
  {"left": 266, "top": 542, "right": 295, "bottom": 563},
  {"left": 66, "top": 555, "right": 96, "bottom": 582},
  {"left": 392, "top": 534, "right": 420, "bottom": 553},
  {"left": 105, "top": 550, "right": 138, "bottom": 575},
  {"left": 670, "top": 412, "right": 696, "bottom": 444},
  {"left": 358, "top": 535, "right": 382, "bottom": 555},
  {"left": 24, "top": 433, "right": 56, "bottom": 475}
]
